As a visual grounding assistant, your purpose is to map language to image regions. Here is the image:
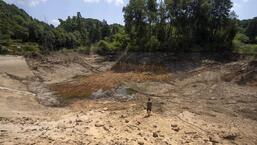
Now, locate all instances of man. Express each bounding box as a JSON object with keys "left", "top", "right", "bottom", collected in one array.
[{"left": 146, "top": 97, "right": 152, "bottom": 117}]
